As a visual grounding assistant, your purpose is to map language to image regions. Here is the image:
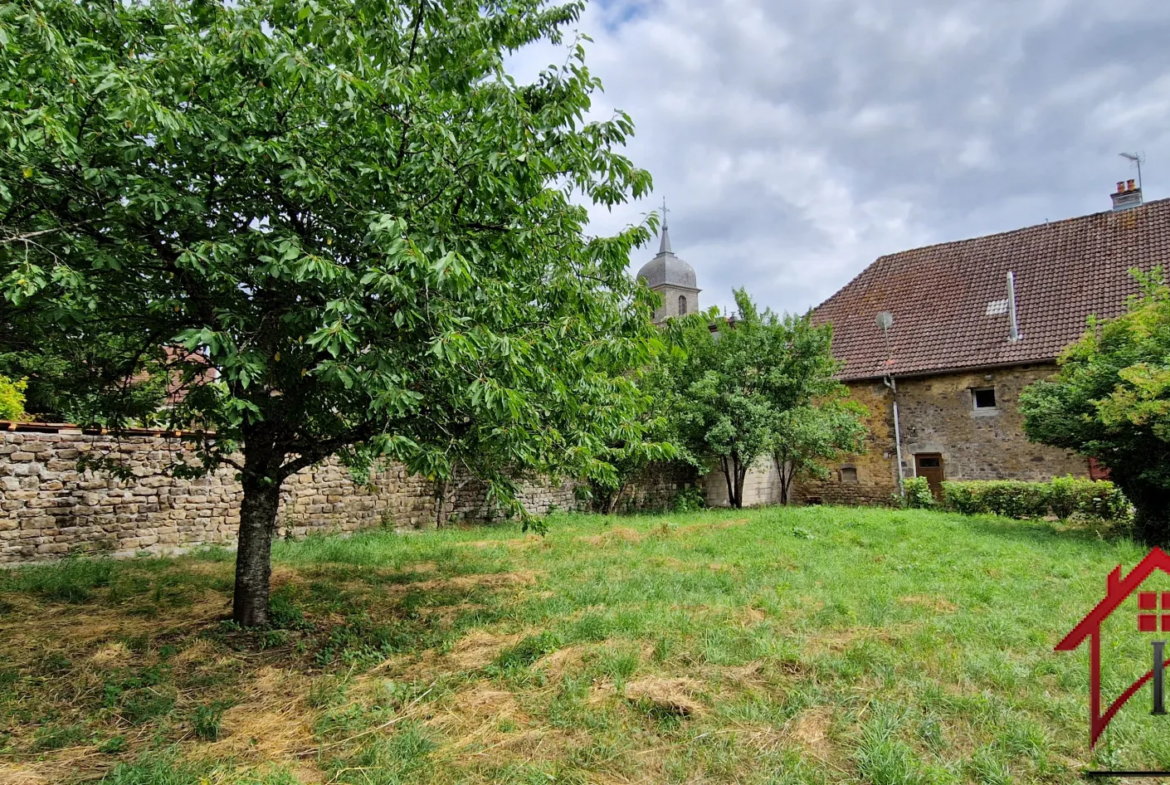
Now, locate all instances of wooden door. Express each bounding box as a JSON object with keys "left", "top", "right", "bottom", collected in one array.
[{"left": 915, "top": 454, "right": 945, "bottom": 501}]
